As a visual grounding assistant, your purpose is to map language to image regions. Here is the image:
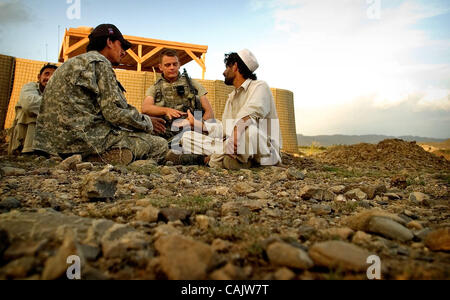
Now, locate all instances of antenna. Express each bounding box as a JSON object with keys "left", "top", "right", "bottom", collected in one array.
[
  {"left": 58, "top": 25, "right": 61, "bottom": 58},
  {"left": 46, "top": 43, "right": 48, "bottom": 61}
]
